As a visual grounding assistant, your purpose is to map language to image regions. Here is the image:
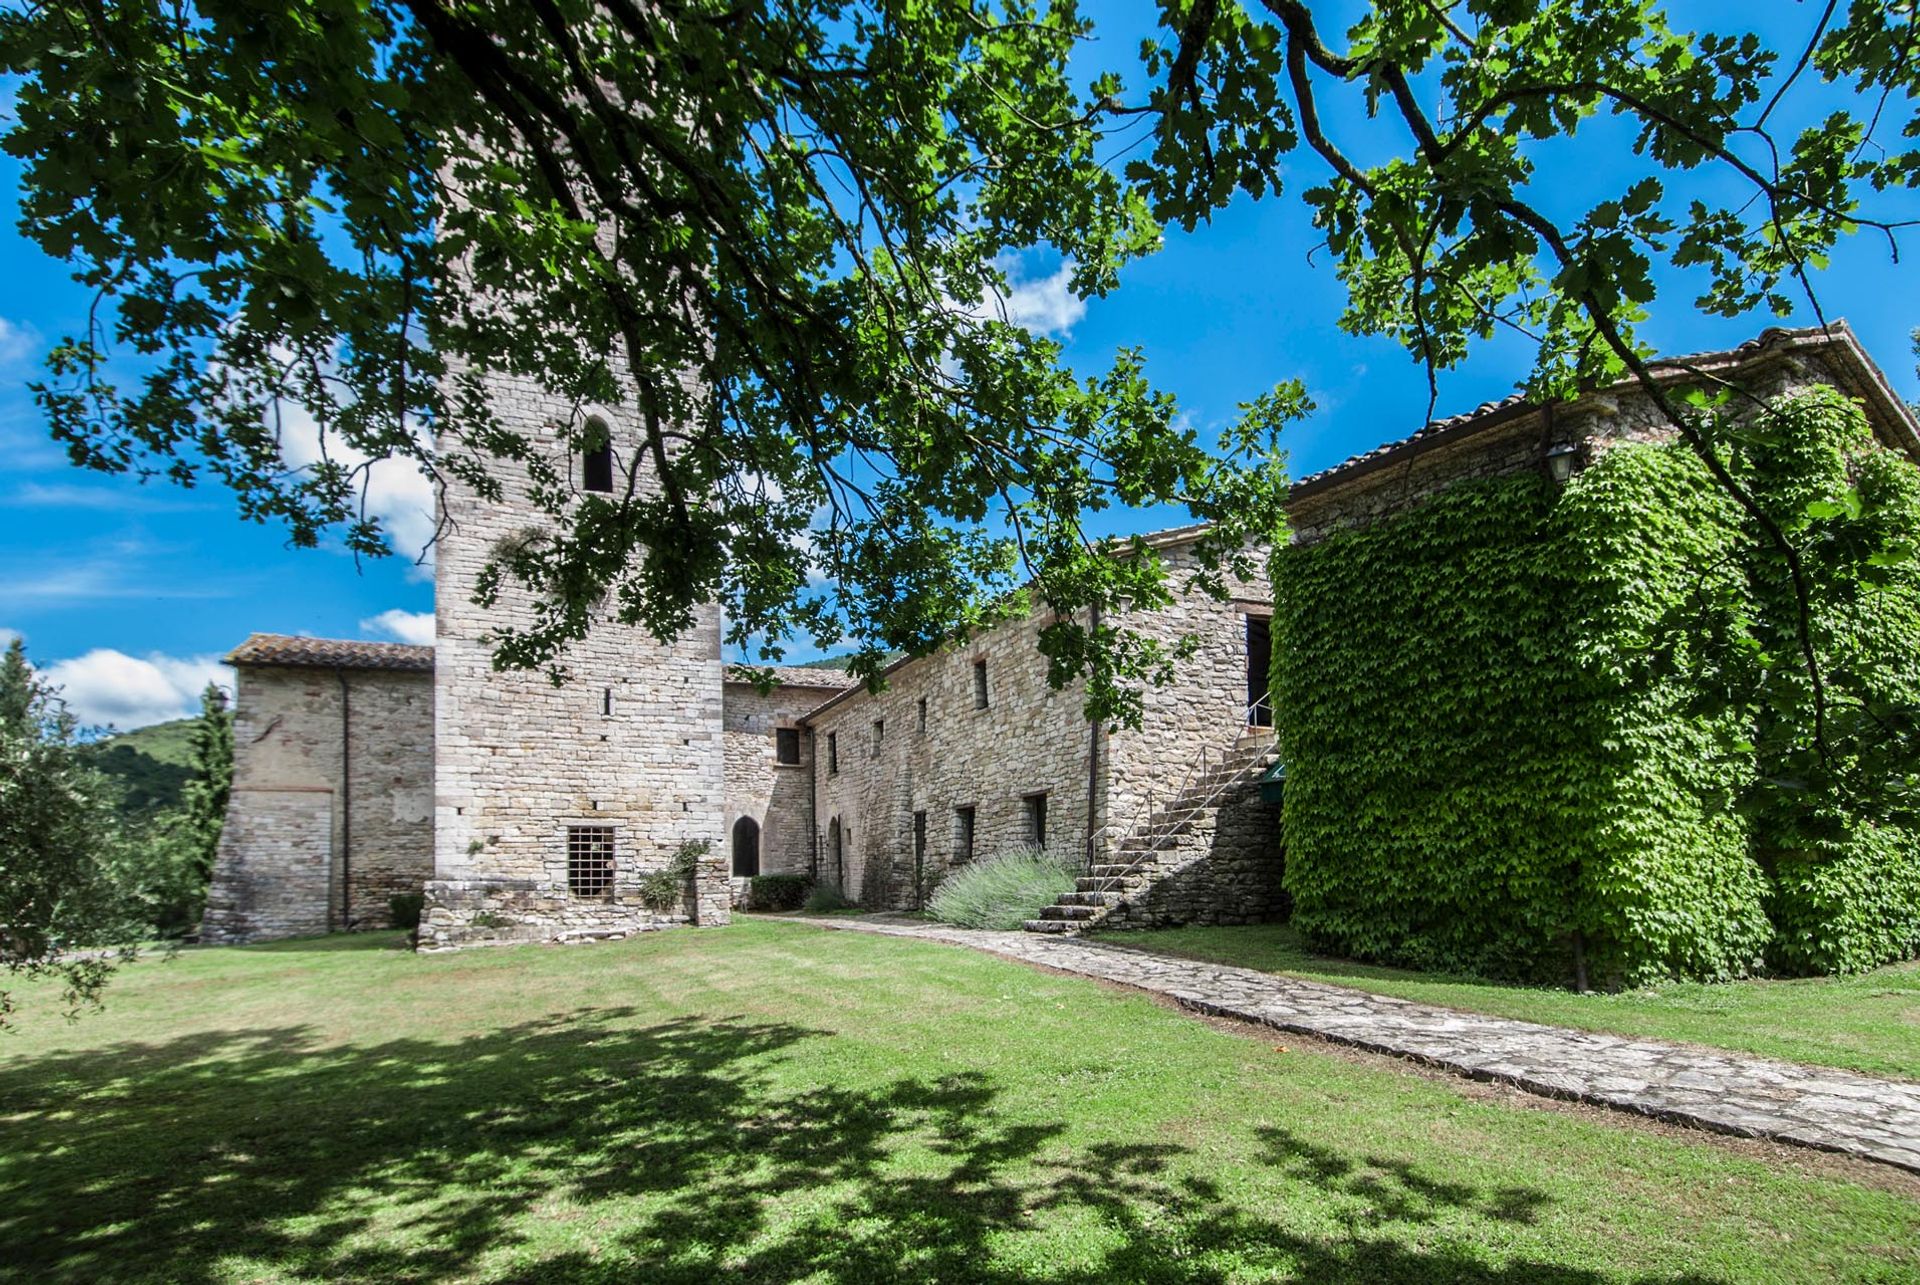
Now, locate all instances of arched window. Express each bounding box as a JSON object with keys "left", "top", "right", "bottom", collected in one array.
[
  {"left": 731, "top": 815, "right": 761, "bottom": 877},
  {"left": 582, "top": 416, "right": 614, "bottom": 493}
]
